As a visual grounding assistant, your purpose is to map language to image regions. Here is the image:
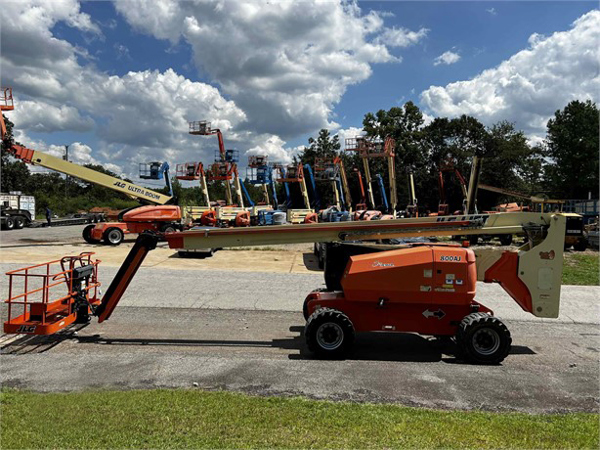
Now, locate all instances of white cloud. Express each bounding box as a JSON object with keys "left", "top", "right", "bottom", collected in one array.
[
  {"left": 0, "top": 1, "right": 251, "bottom": 179},
  {"left": 0, "top": 0, "right": 420, "bottom": 180},
  {"left": 10, "top": 99, "right": 93, "bottom": 133},
  {"left": 246, "top": 136, "right": 302, "bottom": 166},
  {"left": 421, "top": 10, "right": 600, "bottom": 141},
  {"left": 376, "top": 27, "right": 429, "bottom": 48},
  {"left": 486, "top": 8, "right": 497, "bottom": 16},
  {"left": 14, "top": 131, "right": 123, "bottom": 175},
  {"left": 433, "top": 50, "right": 461, "bottom": 66},
  {"left": 113, "top": 0, "right": 400, "bottom": 138},
  {"left": 334, "top": 127, "right": 366, "bottom": 150}
]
